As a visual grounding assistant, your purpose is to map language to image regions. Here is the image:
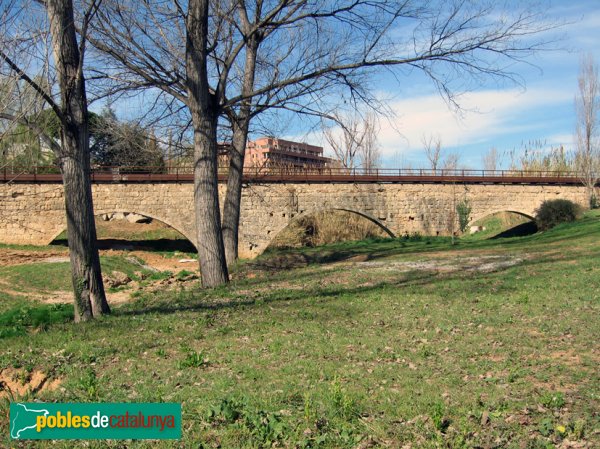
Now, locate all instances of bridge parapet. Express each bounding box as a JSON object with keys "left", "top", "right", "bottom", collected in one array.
[{"left": 0, "top": 179, "right": 593, "bottom": 258}]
